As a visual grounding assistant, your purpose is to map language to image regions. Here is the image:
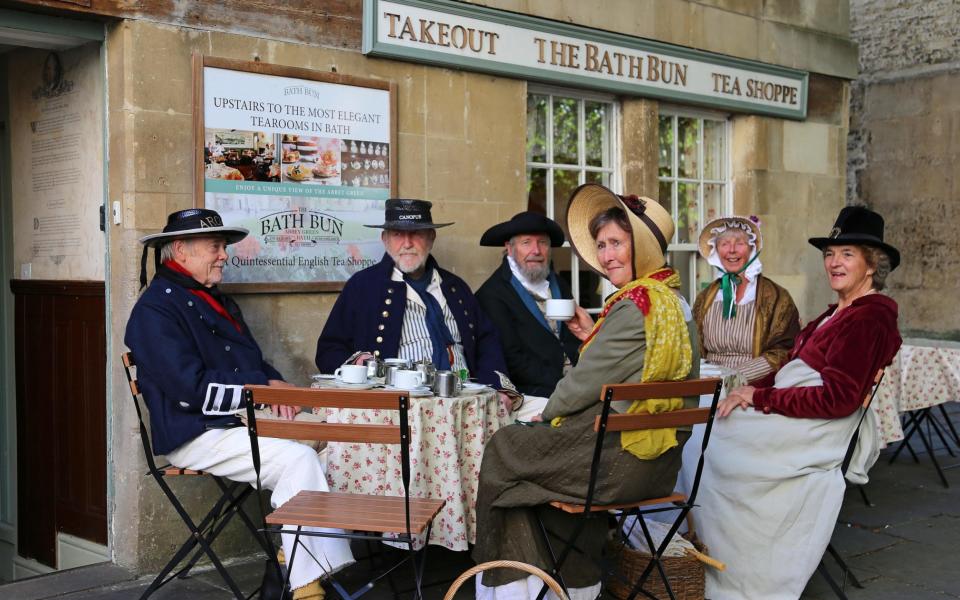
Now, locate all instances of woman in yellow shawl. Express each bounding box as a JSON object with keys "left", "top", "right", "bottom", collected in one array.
[{"left": 473, "top": 184, "right": 700, "bottom": 600}]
